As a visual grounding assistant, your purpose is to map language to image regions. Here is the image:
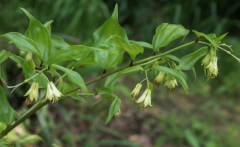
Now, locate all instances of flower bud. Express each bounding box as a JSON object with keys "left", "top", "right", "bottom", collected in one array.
[
  {"left": 164, "top": 78, "right": 178, "bottom": 91},
  {"left": 130, "top": 83, "right": 142, "bottom": 100},
  {"left": 154, "top": 72, "right": 165, "bottom": 87},
  {"left": 24, "top": 81, "right": 39, "bottom": 102}
]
